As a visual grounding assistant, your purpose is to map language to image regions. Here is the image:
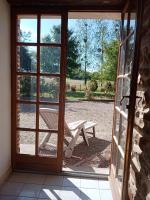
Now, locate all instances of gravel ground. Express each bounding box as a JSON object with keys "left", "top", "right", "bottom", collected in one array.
[{"left": 19, "top": 100, "right": 114, "bottom": 172}]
